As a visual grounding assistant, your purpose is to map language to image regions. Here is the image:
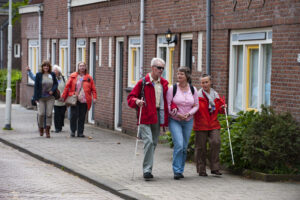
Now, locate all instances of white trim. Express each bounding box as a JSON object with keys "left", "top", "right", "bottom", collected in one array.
[
  {"left": 51, "top": 40, "right": 57, "bottom": 66},
  {"left": 71, "top": 0, "right": 109, "bottom": 7},
  {"left": 114, "top": 37, "right": 124, "bottom": 131},
  {"left": 88, "top": 38, "right": 97, "bottom": 124},
  {"left": 108, "top": 37, "right": 112, "bottom": 67},
  {"left": 99, "top": 38, "right": 102, "bottom": 67},
  {"left": 46, "top": 39, "right": 50, "bottom": 60},
  {"left": 180, "top": 33, "right": 193, "bottom": 66},
  {"left": 28, "top": 39, "right": 39, "bottom": 85},
  {"left": 128, "top": 36, "right": 140, "bottom": 87},
  {"left": 19, "top": 4, "right": 43, "bottom": 14},
  {"left": 197, "top": 32, "right": 203, "bottom": 72},
  {"left": 76, "top": 38, "right": 86, "bottom": 69},
  {"left": 59, "top": 39, "right": 68, "bottom": 76}
]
